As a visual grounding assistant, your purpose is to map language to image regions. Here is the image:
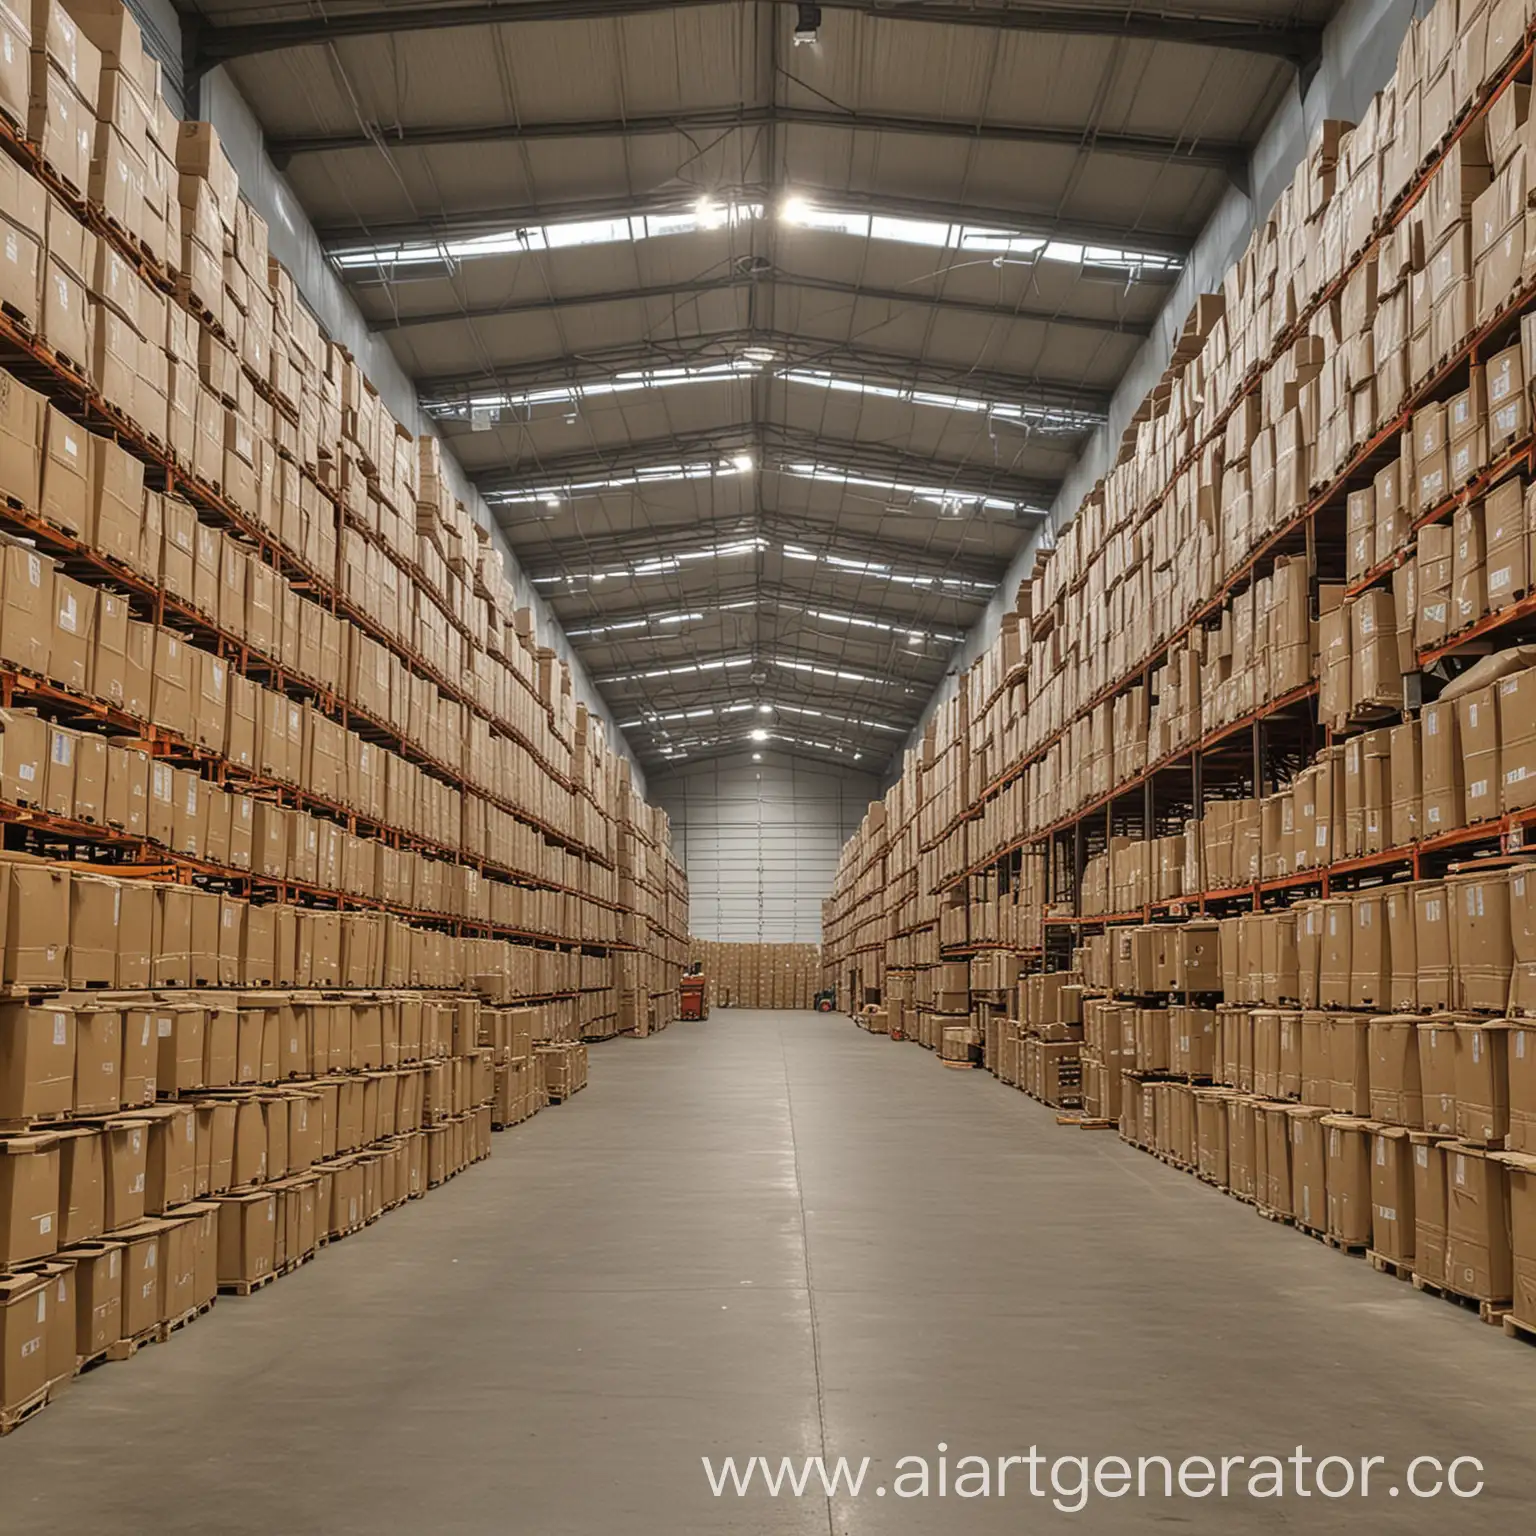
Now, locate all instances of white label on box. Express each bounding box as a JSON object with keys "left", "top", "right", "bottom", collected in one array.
[
  {"left": 38, "top": 1214, "right": 51, "bottom": 1235},
  {"left": 50, "top": 733, "right": 72, "bottom": 765},
  {"left": 36, "top": 1293, "right": 47, "bottom": 1323},
  {"left": 52, "top": 1013, "right": 66, "bottom": 1045},
  {"left": 17, "top": 762, "right": 33, "bottom": 782},
  {"left": 1455, "top": 1155, "right": 1466, "bottom": 1186},
  {"left": 1416, "top": 1145, "right": 1428, "bottom": 1167},
  {"left": 157, "top": 1016, "right": 172, "bottom": 1037}
]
